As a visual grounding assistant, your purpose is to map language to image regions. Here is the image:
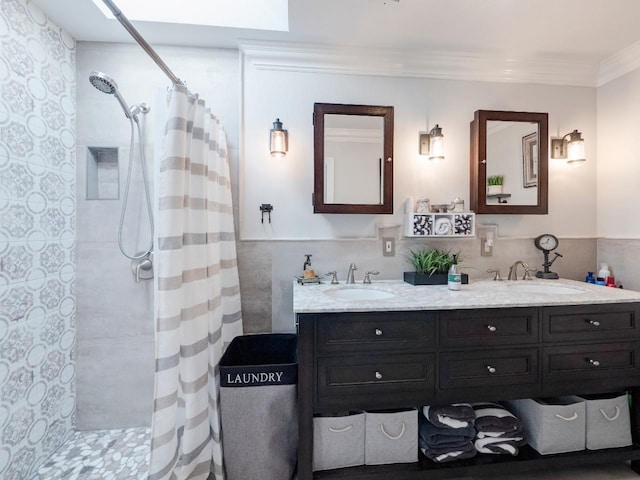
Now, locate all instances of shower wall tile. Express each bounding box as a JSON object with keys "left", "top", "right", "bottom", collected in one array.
[
  {"left": 75, "top": 335, "right": 154, "bottom": 430},
  {"left": 75, "top": 244, "right": 153, "bottom": 340},
  {"left": 0, "top": 0, "right": 76, "bottom": 477}
]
